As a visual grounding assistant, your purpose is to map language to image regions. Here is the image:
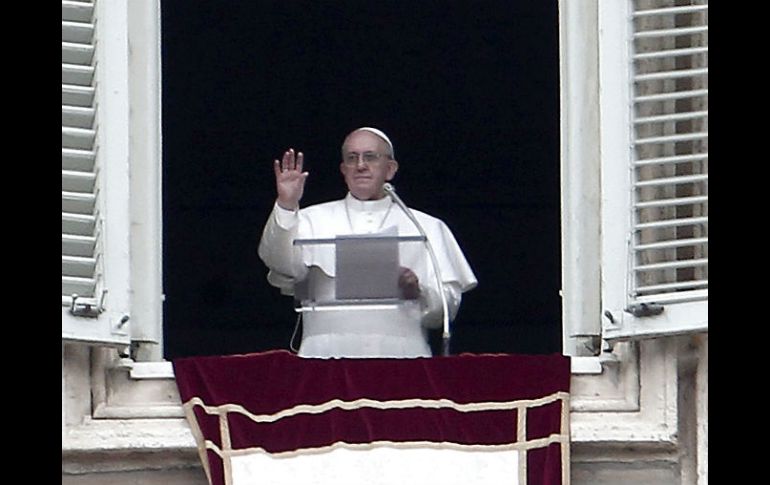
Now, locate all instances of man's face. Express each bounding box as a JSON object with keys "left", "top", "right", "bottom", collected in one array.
[{"left": 340, "top": 131, "right": 398, "bottom": 200}]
